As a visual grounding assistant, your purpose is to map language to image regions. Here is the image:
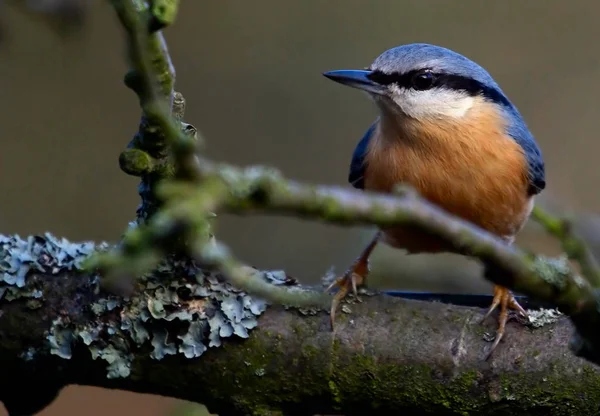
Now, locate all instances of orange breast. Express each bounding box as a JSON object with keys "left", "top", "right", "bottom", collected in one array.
[{"left": 364, "top": 101, "right": 532, "bottom": 252}]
